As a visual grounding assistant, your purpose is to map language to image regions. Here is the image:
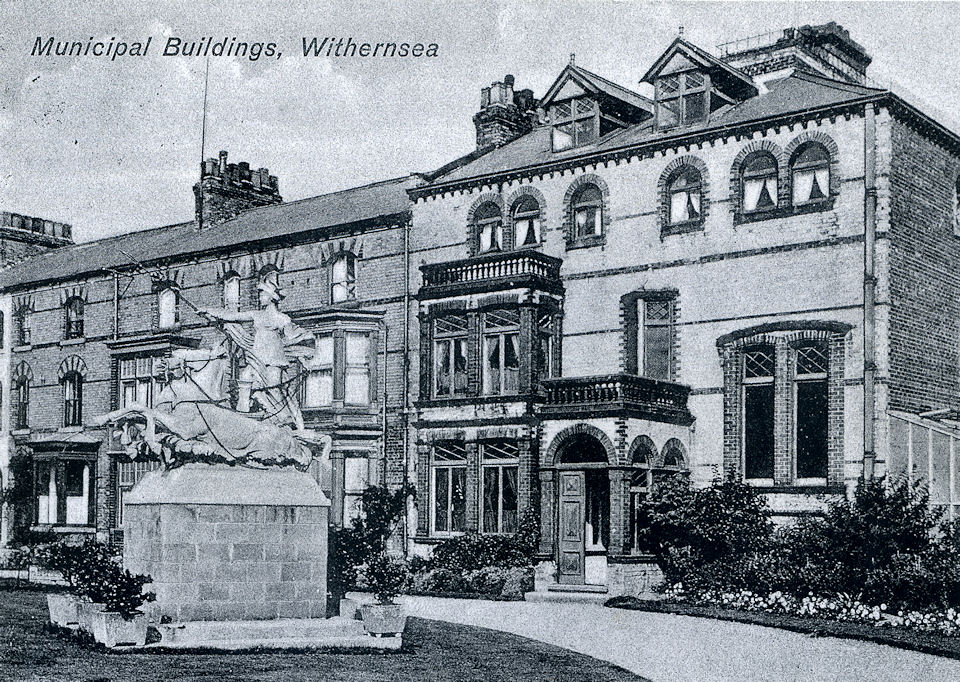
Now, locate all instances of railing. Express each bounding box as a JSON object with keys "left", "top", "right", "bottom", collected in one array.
[
  {"left": 716, "top": 29, "right": 784, "bottom": 58},
  {"left": 421, "top": 250, "right": 562, "bottom": 289},
  {"left": 540, "top": 373, "right": 692, "bottom": 423}
]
